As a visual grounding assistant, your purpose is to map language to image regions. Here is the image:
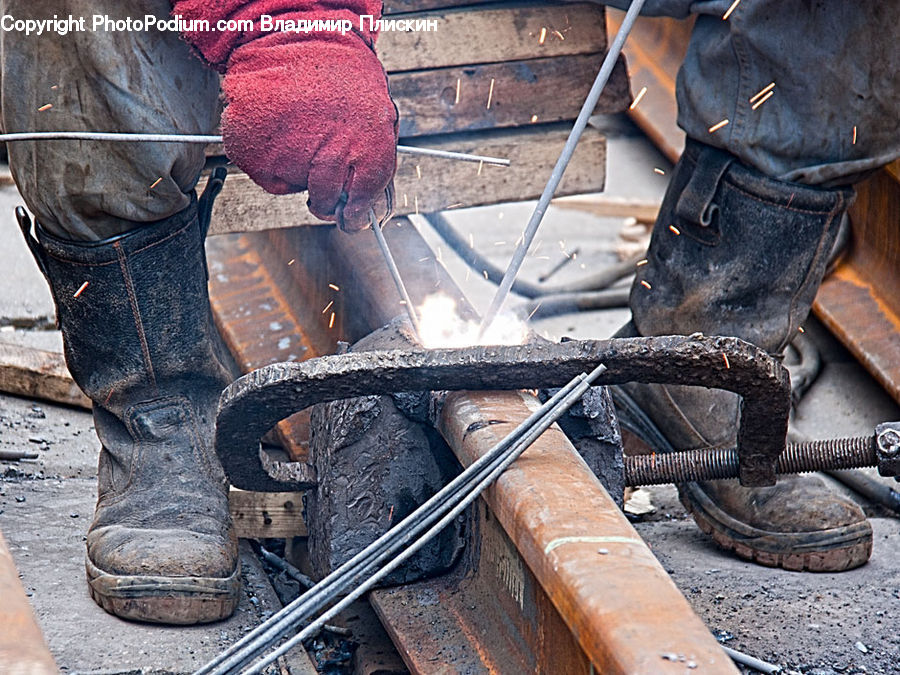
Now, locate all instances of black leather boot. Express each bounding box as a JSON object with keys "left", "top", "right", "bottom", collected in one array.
[
  {"left": 615, "top": 139, "right": 872, "bottom": 572},
  {"left": 18, "top": 177, "right": 240, "bottom": 623}
]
